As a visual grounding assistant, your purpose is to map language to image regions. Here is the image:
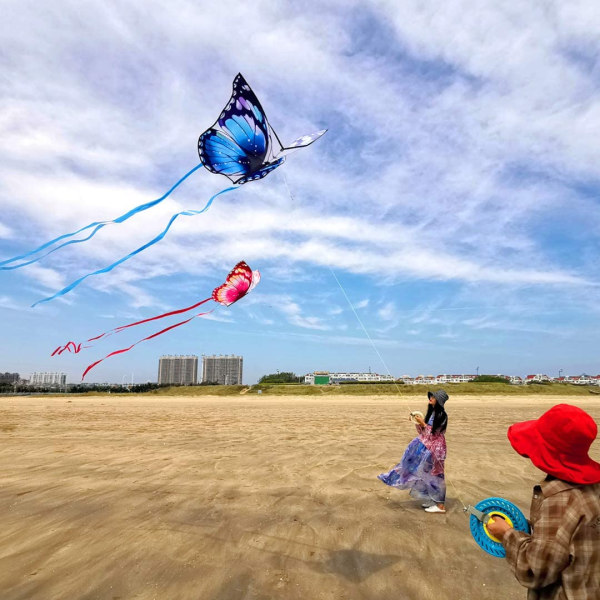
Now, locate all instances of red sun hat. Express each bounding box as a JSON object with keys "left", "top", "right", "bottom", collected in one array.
[{"left": 507, "top": 404, "right": 600, "bottom": 485}]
